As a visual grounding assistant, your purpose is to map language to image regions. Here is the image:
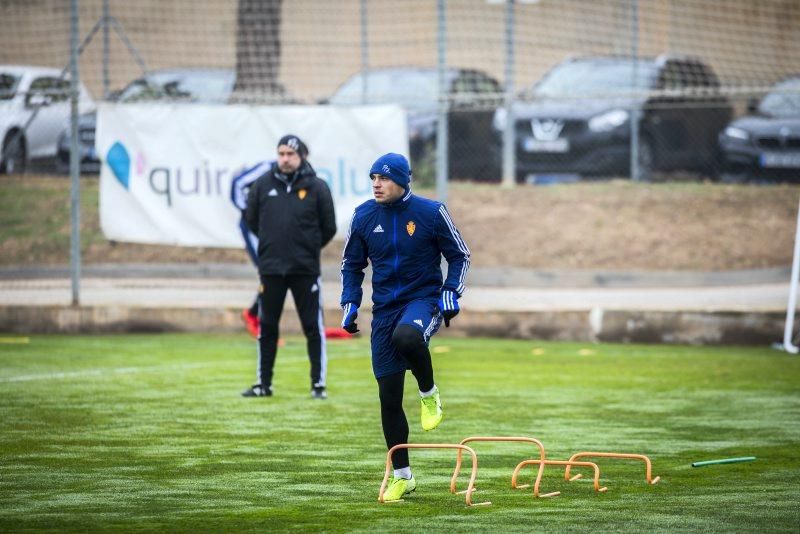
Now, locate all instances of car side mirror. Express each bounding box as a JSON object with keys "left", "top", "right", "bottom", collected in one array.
[
  {"left": 746, "top": 97, "right": 759, "bottom": 114},
  {"left": 26, "top": 92, "right": 52, "bottom": 108}
]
